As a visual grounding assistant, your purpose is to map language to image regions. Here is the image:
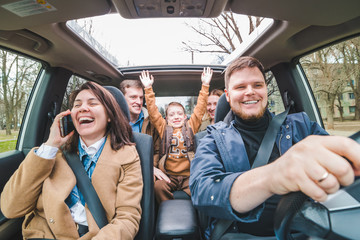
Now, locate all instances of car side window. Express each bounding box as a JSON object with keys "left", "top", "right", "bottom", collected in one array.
[
  {"left": 61, "top": 75, "right": 87, "bottom": 111},
  {"left": 0, "top": 49, "right": 42, "bottom": 153},
  {"left": 299, "top": 36, "right": 360, "bottom": 136},
  {"left": 266, "top": 71, "right": 285, "bottom": 114}
]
